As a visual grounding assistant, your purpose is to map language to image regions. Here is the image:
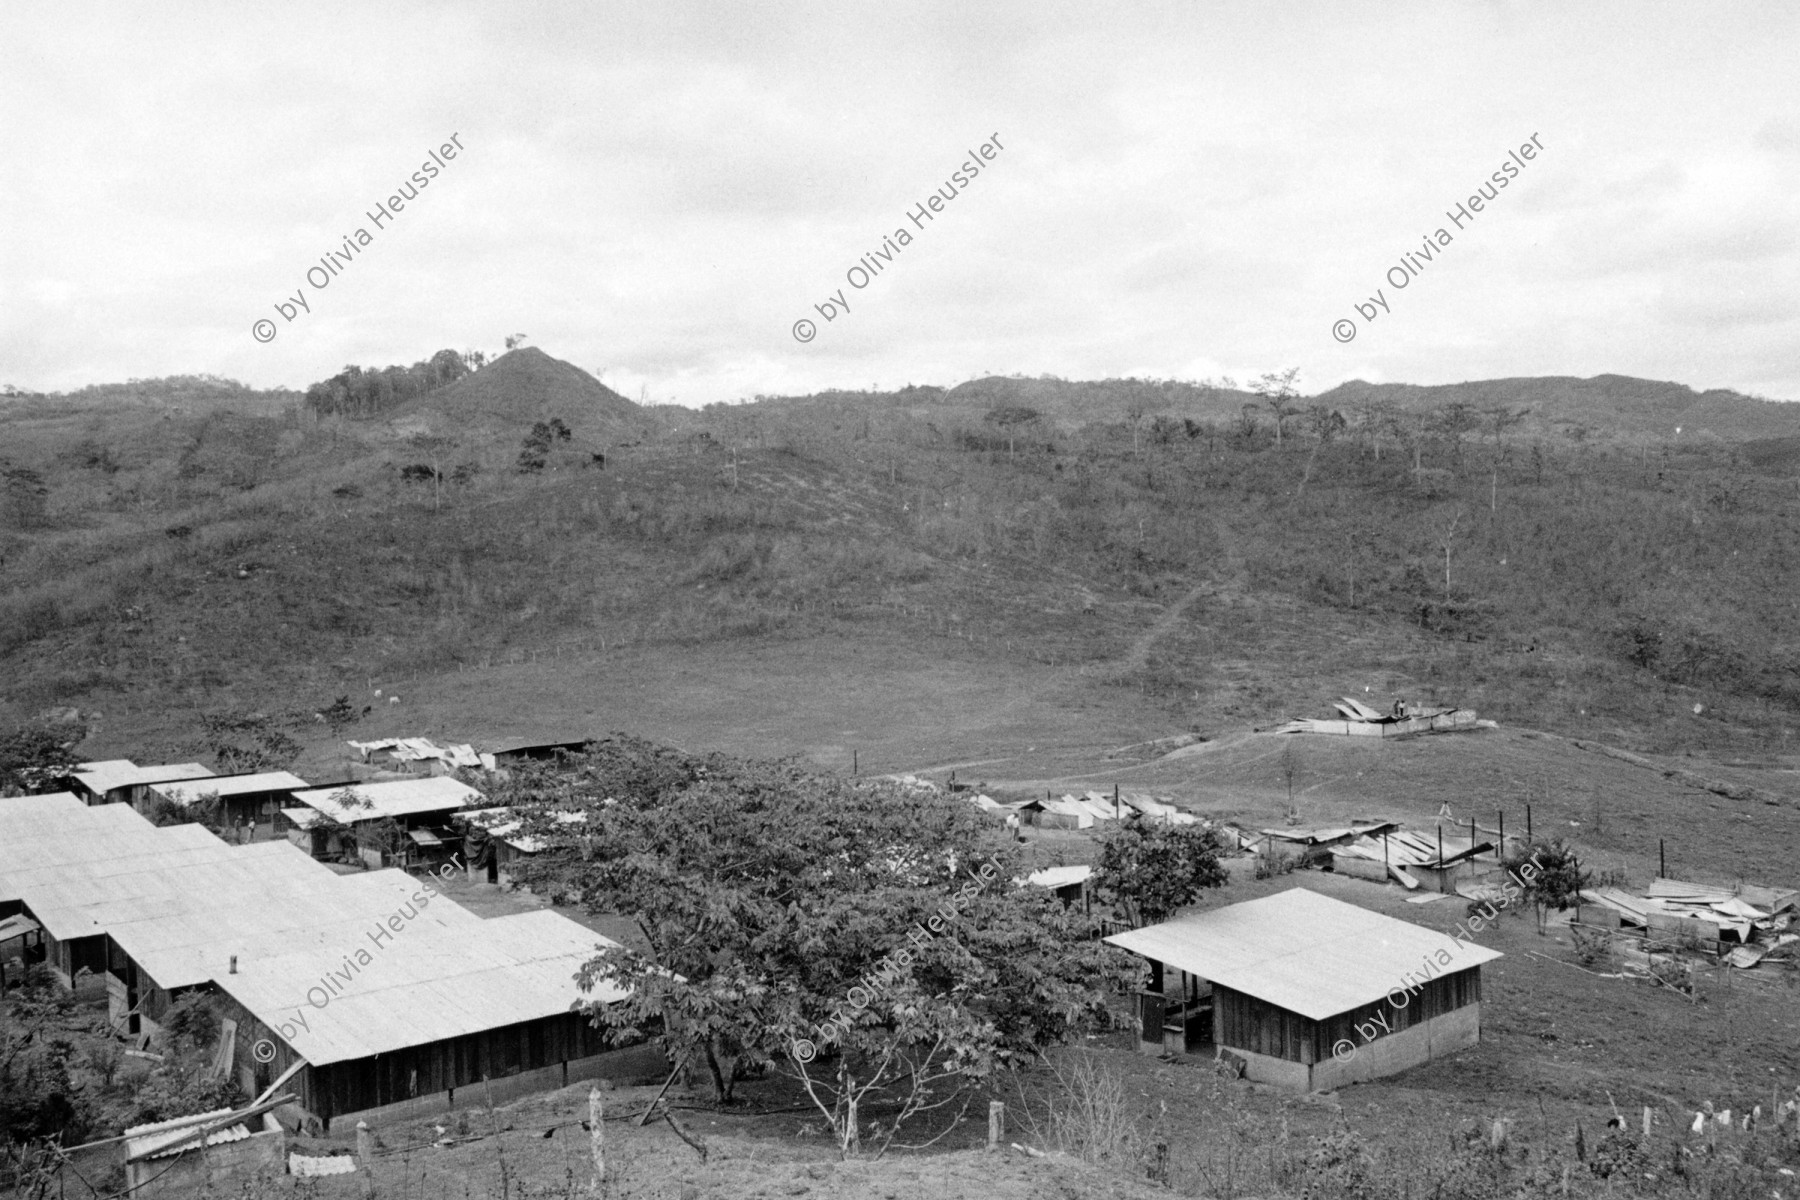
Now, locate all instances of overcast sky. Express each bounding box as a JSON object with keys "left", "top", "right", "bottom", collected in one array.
[{"left": 3, "top": 1, "right": 1797, "bottom": 406}]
